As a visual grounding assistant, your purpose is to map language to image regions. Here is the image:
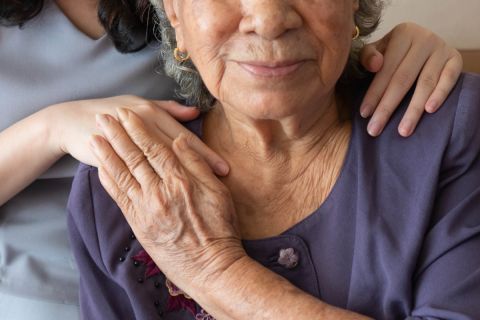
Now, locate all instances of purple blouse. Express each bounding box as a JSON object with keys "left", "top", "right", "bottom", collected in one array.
[{"left": 67, "top": 73, "right": 480, "bottom": 320}]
